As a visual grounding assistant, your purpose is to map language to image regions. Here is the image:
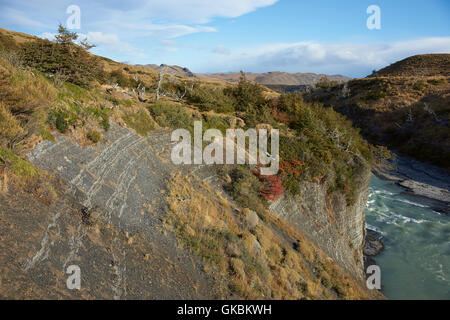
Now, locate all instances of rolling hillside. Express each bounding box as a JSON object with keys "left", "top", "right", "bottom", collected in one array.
[{"left": 306, "top": 54, "right": 450, "bottom": 170}]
